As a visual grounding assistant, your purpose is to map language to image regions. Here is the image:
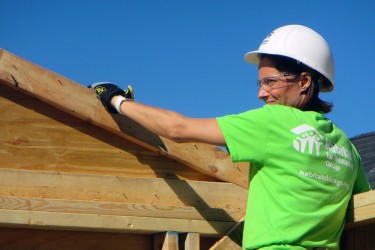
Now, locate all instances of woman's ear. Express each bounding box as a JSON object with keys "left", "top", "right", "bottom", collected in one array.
[{"left": 300, "top": 72, "right": 312, "bottom": 92}]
